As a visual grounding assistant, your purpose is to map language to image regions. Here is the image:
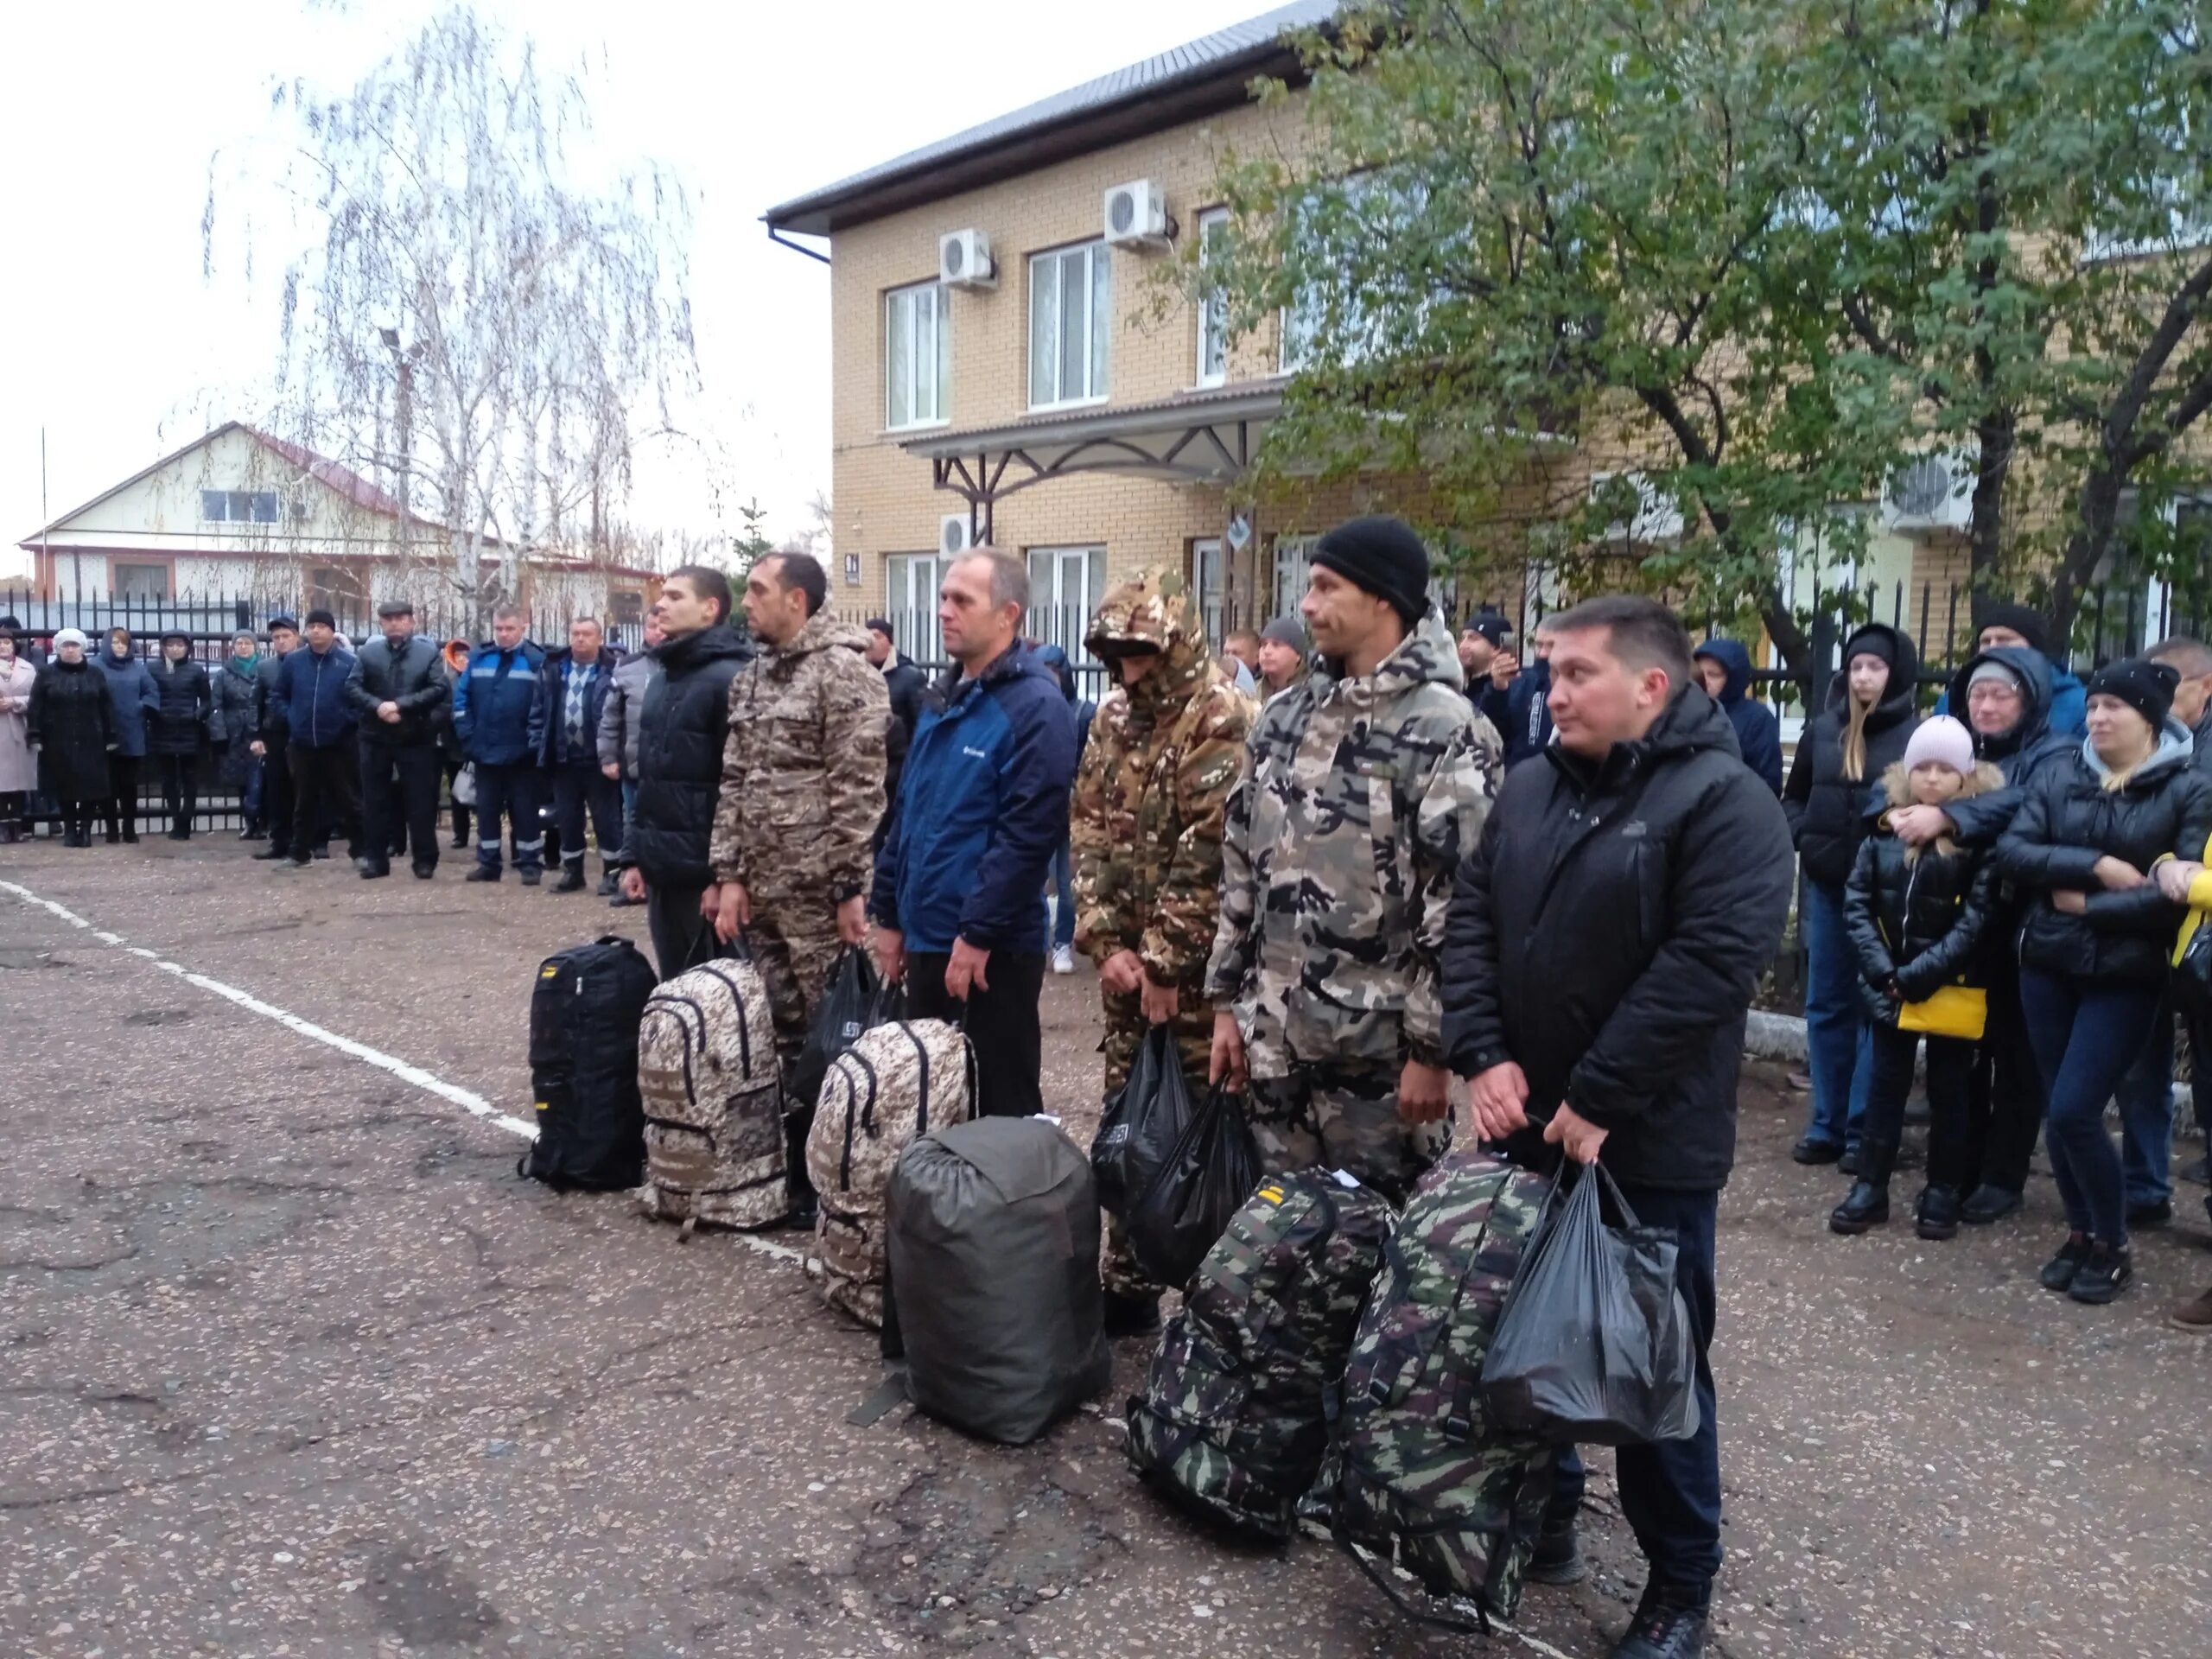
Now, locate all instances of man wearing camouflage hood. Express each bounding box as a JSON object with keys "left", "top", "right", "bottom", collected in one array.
[
  {"left": 1071, "top": 565, "right": 1256, "bottom": 1333},
  {"left": 709, "top": 552, "right": 888, "bottom": 1224},
  {"left": 1206, "top": 515, "right": 1502, "bottom": 1202}
]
